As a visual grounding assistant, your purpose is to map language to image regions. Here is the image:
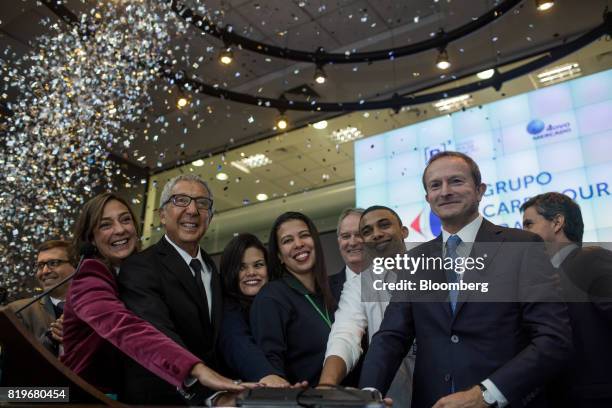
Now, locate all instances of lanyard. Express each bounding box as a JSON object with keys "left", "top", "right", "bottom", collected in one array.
[{"left": 304, "top": 294, "right": 332, "bottom": 328}]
